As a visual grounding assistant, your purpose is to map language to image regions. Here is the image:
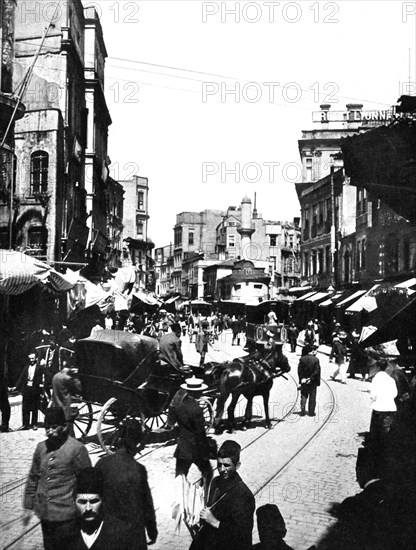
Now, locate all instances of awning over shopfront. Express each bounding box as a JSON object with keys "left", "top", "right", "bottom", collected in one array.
[
  {"left": 132, "top": 290, "right": 161, "bottom": 306},
  {"left": 341, "top": 121, "right": 416, "bottom": 224},
  {"left": 294, "top": 291, "right": 317, "bottom": 302},
  {"left": 345, "top": 295, "right": 377, "bottom": 314},
  {"left": 304, "top": 291, "right": 331, "bottom": 303},
  {"left": 319, "top": 291, "right": 344, "bottom": 307},
  {"left": 360, "top": 295, "right": 416, "bottom": 348},
  {"left": 335, "top": 289, "right": 367, "bottom": 309},
  {"left": 0, "top": 250, "right": 75, "bottom": 295},
  {"left": 395, "top": 277, "right": 416, "bottom": 295},
  {"left": 165, "top": 295, "right": 181, "bottom": 305},
  {"left": 289, "top": 285, "right": 312, "bottom": 293}
]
